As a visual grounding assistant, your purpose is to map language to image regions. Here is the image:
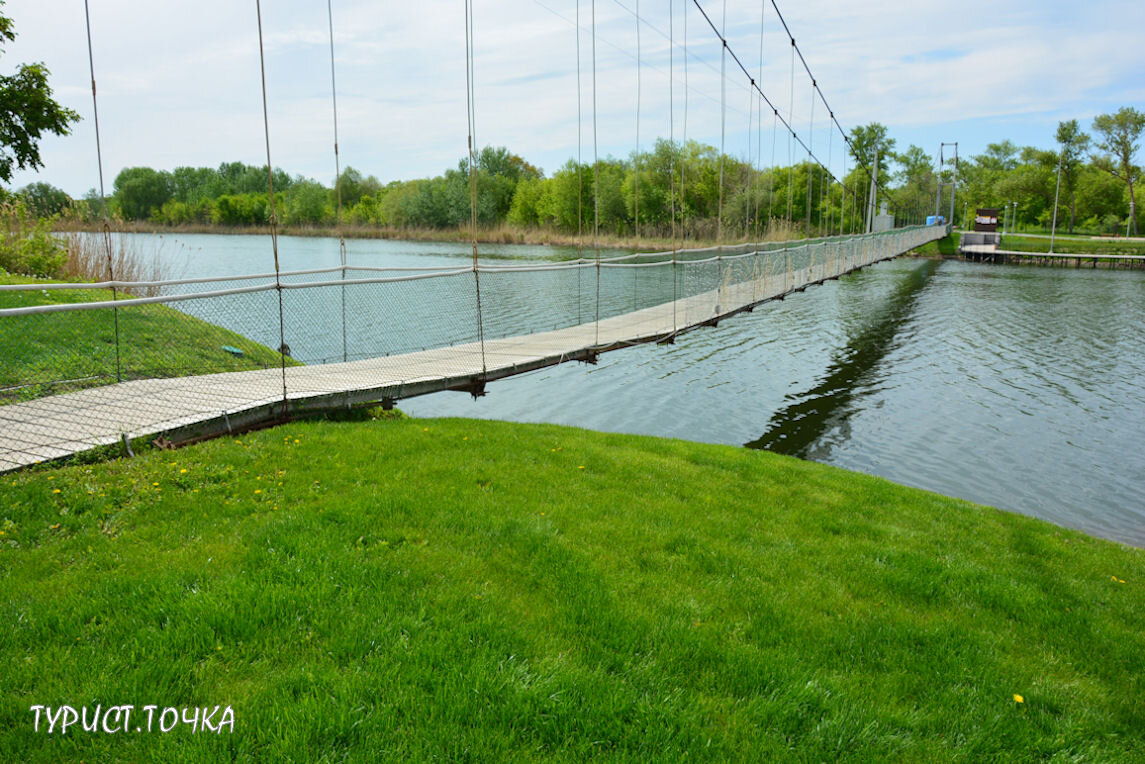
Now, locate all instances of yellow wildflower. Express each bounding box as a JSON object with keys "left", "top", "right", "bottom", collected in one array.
[{"left": 1013, "top": 694, "right": 1024, "bottom": 704}]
